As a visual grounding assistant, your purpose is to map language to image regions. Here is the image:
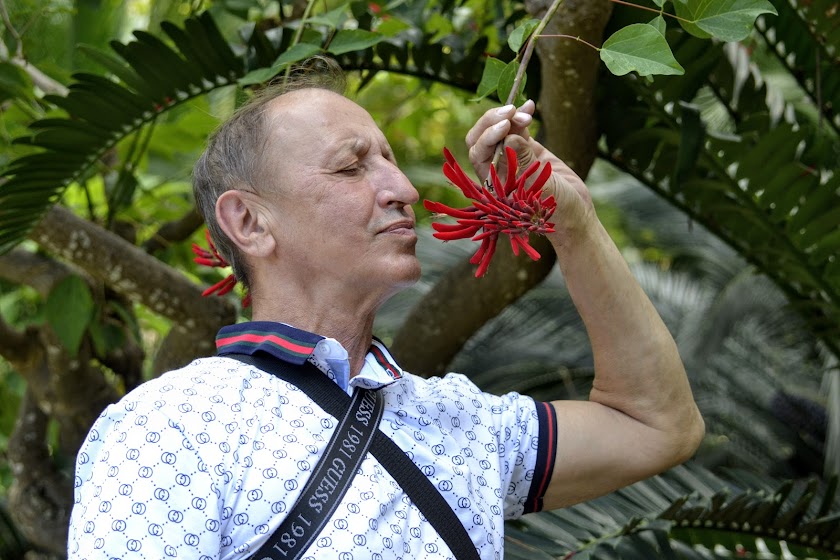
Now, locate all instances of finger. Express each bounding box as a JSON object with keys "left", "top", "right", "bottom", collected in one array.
[
  {"left": 508, "top": 99, "right": 534, "bottom": 138},
  {"left": 468, "top": 119, "right": 512, "bottom": 171},
  {"left": 465, "top": 104, "right": 516, "bottom": 147}
]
